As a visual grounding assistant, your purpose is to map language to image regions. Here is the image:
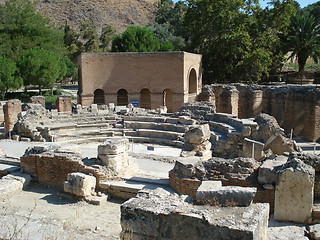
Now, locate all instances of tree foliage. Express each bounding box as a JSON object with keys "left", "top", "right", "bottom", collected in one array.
[
  {"left": 111, "top": 26, "right": 173, "bottom": 52},
  {"left": 284, "top": 14, "right": 320, "bottom": 72},
  {"left": 0, "top": 0, "right": 70, "bottom": 91},
  {"left": 0, "top": 56, "right": 22, "bottom": 98},
  {"left": 0, "top": 0, "right": 65, "bottom": 59},
  {"left": 184, "top": 0, "right": 296, "bottom": 83},
  {"left": 17, "top": 47, "right": 67, "bottom": 93}
]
